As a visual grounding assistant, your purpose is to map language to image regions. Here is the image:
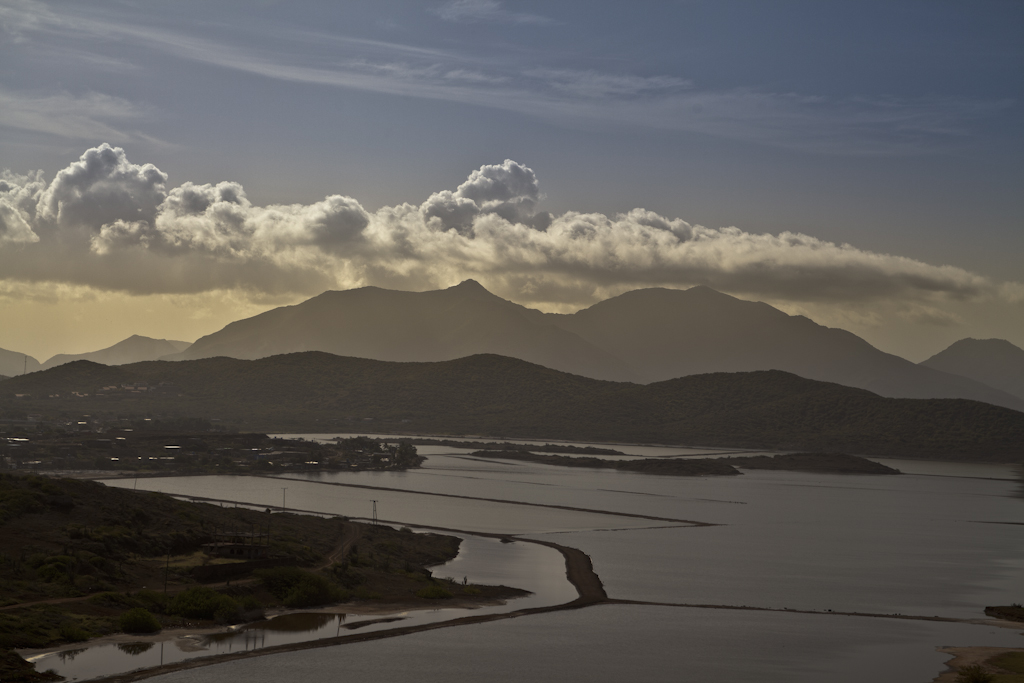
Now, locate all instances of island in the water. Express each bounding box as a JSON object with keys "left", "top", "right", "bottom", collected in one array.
[{"left": 469, "top": 450, "right": 901, "bottom": 476}]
